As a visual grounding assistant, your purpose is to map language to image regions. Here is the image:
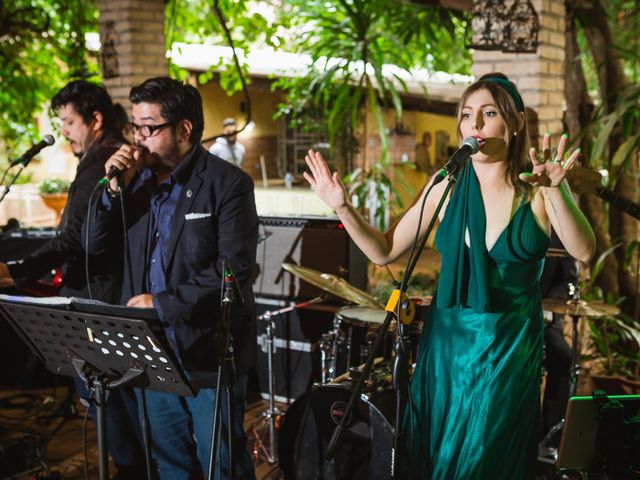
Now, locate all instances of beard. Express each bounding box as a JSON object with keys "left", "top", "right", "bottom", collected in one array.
[{"left": 136, "top": 136, "right": 182, "bottom": 174}]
